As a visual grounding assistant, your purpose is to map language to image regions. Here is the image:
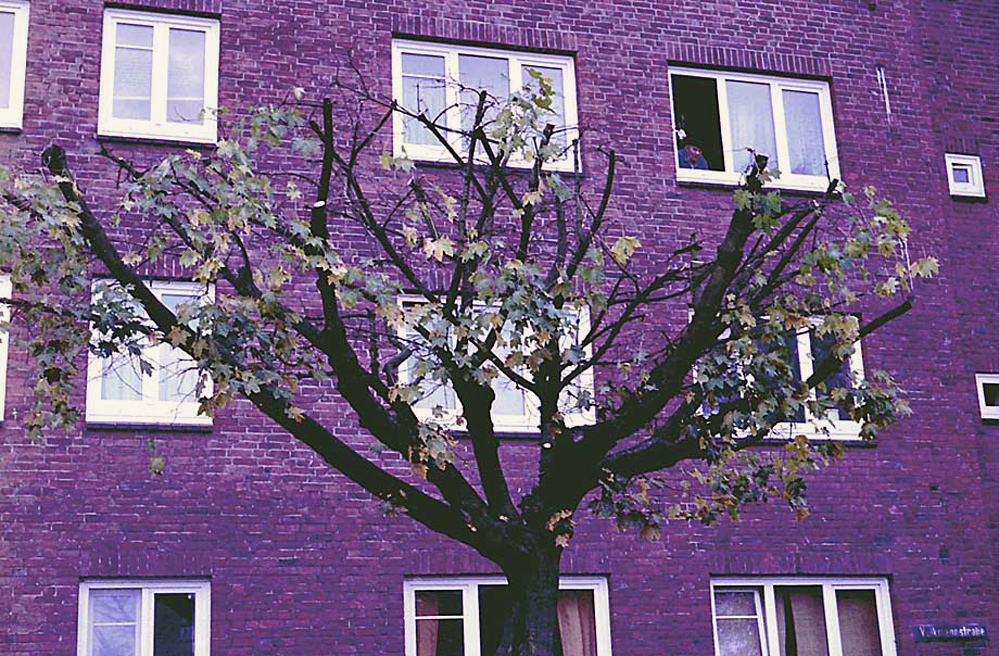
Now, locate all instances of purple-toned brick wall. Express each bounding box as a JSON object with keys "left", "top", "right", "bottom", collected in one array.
[{"left": 1, "top": 1, "right": 997, "bottom": 654}]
